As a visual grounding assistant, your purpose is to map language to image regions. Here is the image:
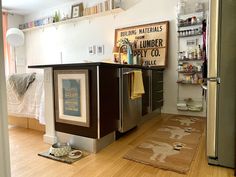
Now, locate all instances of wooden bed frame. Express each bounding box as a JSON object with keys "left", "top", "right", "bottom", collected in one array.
[{"left": 8, "top": 116, "right": 45, "bottom": 132}]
